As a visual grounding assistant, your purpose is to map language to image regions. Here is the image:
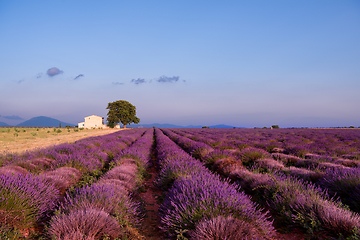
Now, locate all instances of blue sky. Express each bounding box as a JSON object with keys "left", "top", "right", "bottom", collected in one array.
[{"left": 1, "top": 0, "right": 359, "bottom": 128}]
